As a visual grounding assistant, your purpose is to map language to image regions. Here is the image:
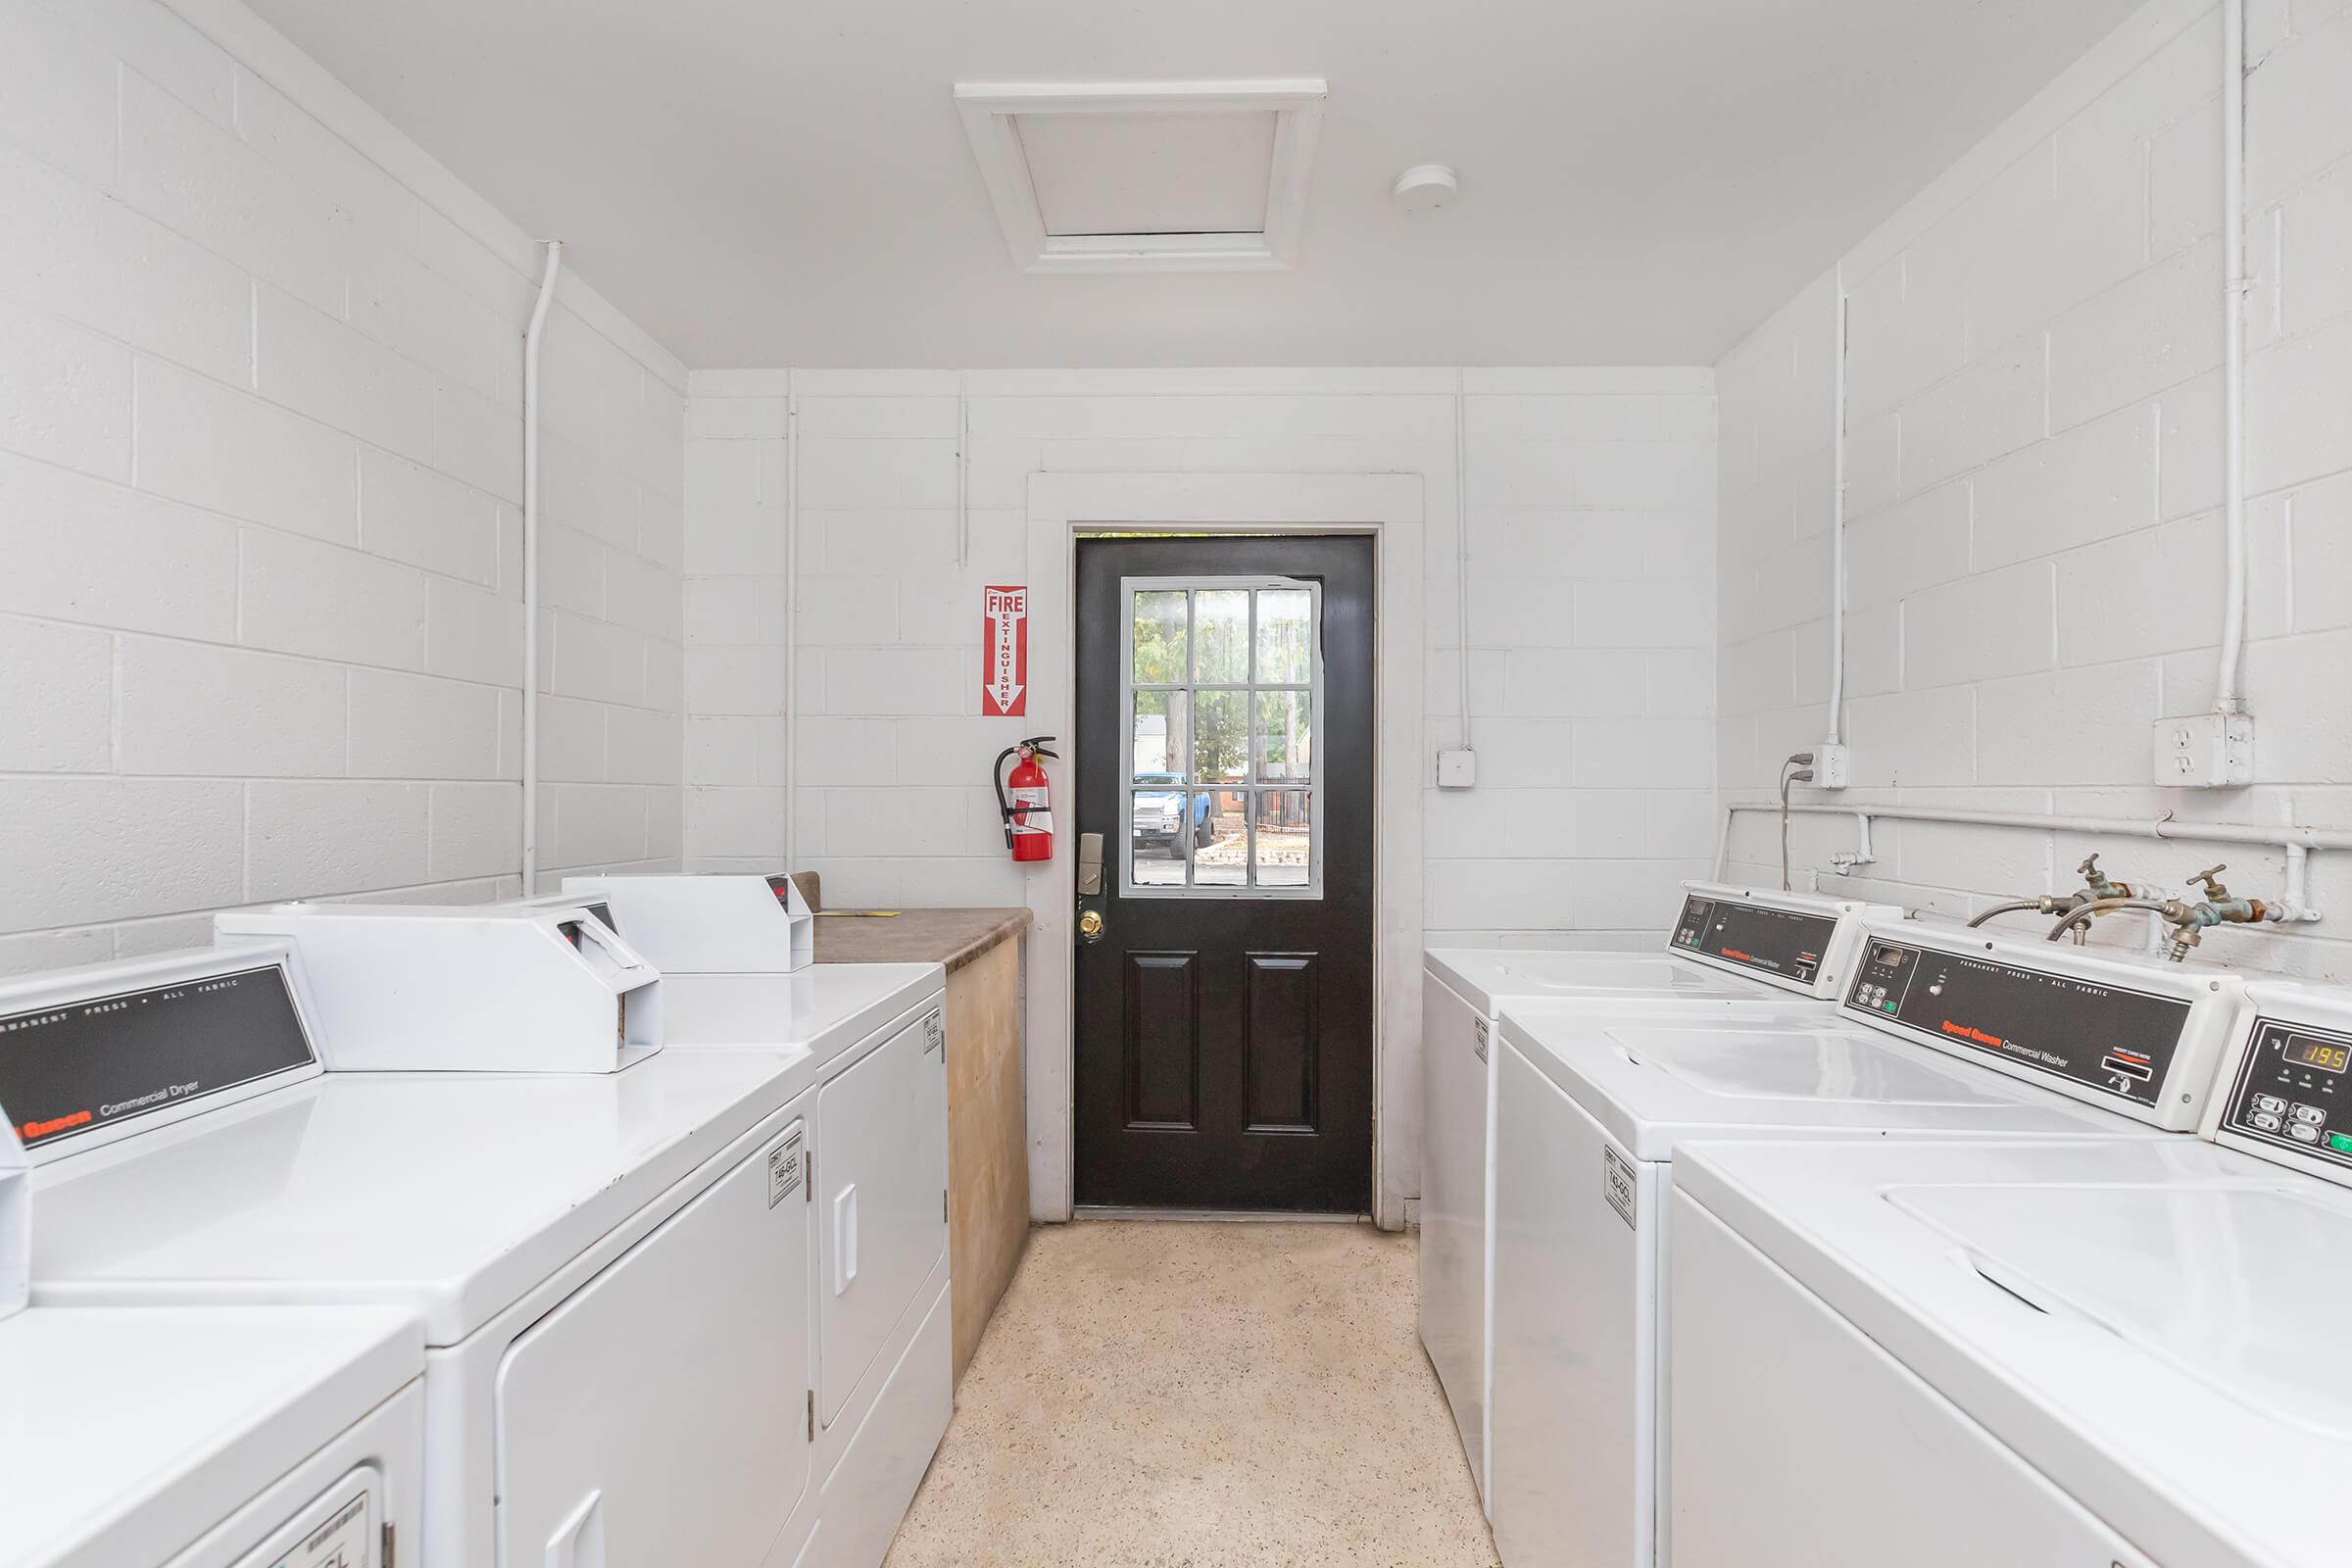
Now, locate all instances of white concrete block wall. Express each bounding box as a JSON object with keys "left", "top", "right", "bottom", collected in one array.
[
  {"left": 684, "top": 368, "right": 1717, "bottom": 946},
  {"left": 0, "top": 0, "right": 686, "bottom": 974},
  {"left": 1718, "top": 0, "right": 2352, "bottom": 977}
]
